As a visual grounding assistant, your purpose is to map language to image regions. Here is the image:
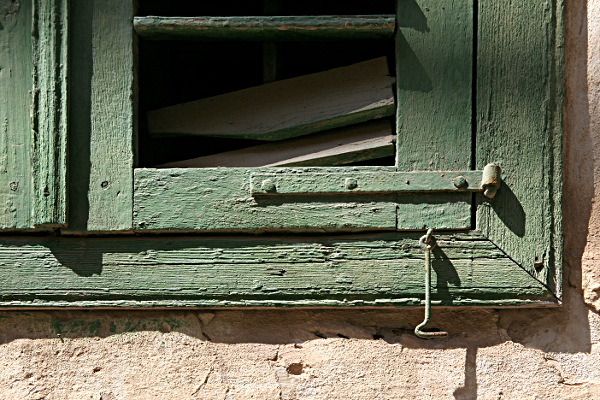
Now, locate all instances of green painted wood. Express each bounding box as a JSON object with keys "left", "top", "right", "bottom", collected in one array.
[
  {"left": 395, "top": 0, "right": 473, "bottom": 229},
  {"left": 147, "top": 57, "right": 395, "bottom": 140},
  {"left": 134, "top": 167, "right": 398, "bottom": 232},
  {"left": 66, "top": 0, "right": 135, "bottom": 233},
  {"left": 0, "top": 0, "right": 35, "bottom": 229},
  {"left": 134, "top": 167, "right": 471, "bottom": 231},
  {"left": 156, "top": 120, "right": 395, "bottom": 168},
  {"left": 31, "top": 0, "right": 68, "bottom": 227},
  {"left": 476, "top": 0, "right": 563, "bottom": 299},
  {"left": 0, "top": 233, "right": 555, "bottom": 308},
  {"left": 250, "top": 170, "right": 484, "bottom": 194},
  {"left": 133, "top": 15, "right": 396, "bottom": 41}
]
